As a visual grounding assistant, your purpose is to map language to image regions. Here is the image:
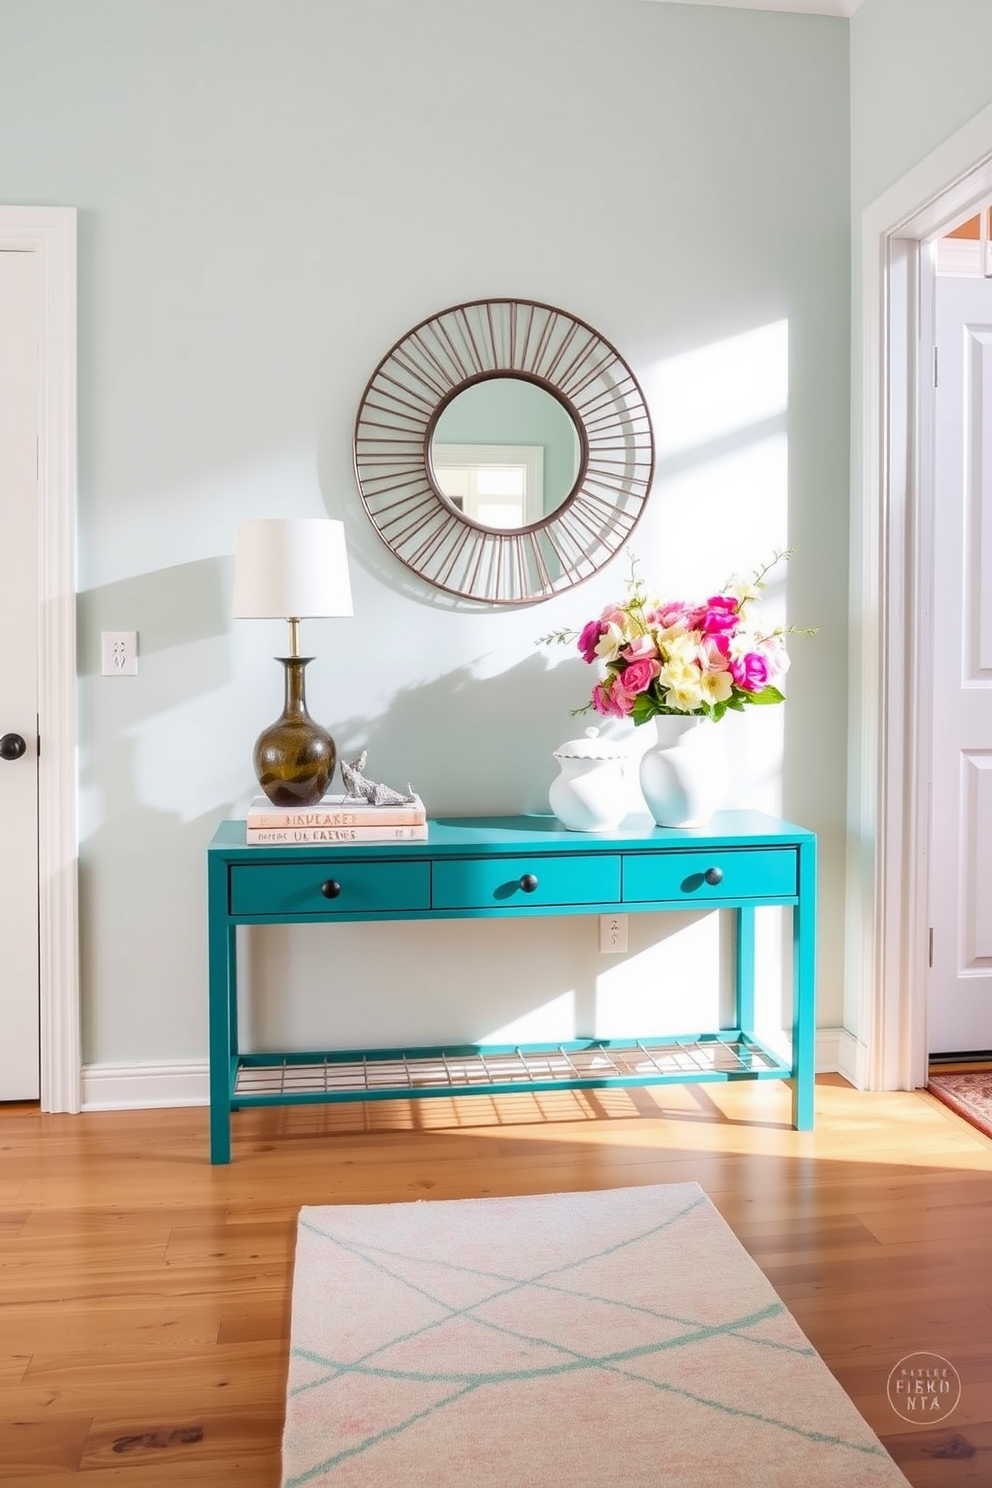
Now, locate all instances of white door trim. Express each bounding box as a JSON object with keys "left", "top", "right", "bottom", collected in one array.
[
  {"left": 855, "top": 103, "right": 992, "bottom": 1091},
  {"left": 0, "top": 206, "right": 79, "bottom": 1113}
]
